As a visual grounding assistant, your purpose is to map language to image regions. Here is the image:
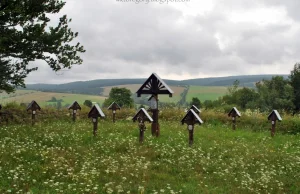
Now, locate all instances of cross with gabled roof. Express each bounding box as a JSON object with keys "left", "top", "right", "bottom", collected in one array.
[{"left": 136, "top": 73, "right": 173, "bottom": 137}]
